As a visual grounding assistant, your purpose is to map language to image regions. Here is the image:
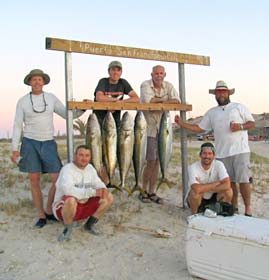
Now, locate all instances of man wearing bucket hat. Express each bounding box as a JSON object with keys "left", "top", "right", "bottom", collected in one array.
[
  {"left": 175, "top": 80, "right": 255, "bottom": 216},
  {"left": 11, "top": 69, "right": 85, "bottom": 228}
]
